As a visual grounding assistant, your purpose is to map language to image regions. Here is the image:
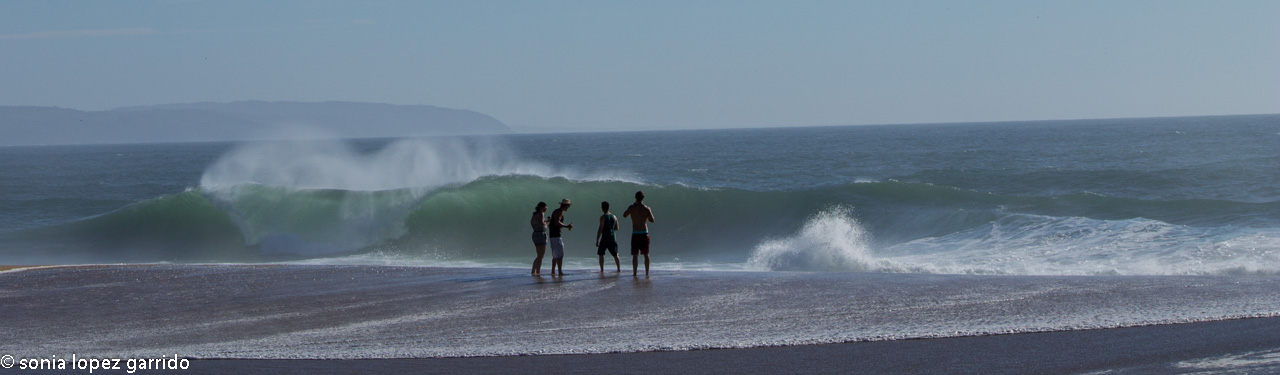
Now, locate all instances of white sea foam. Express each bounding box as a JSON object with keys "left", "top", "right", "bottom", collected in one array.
[
  {"left": 1176, "top": 348, "right": 1280, "bottom": 373},
  {"left": 881, "top": 215, "right": 1280, "bottom": 276},
  {"left": 745, "top": 206, "right": 1280, "bottom": 275},
  {"left": 746, "top": 206, "right": 878, "bottom": 272}
]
